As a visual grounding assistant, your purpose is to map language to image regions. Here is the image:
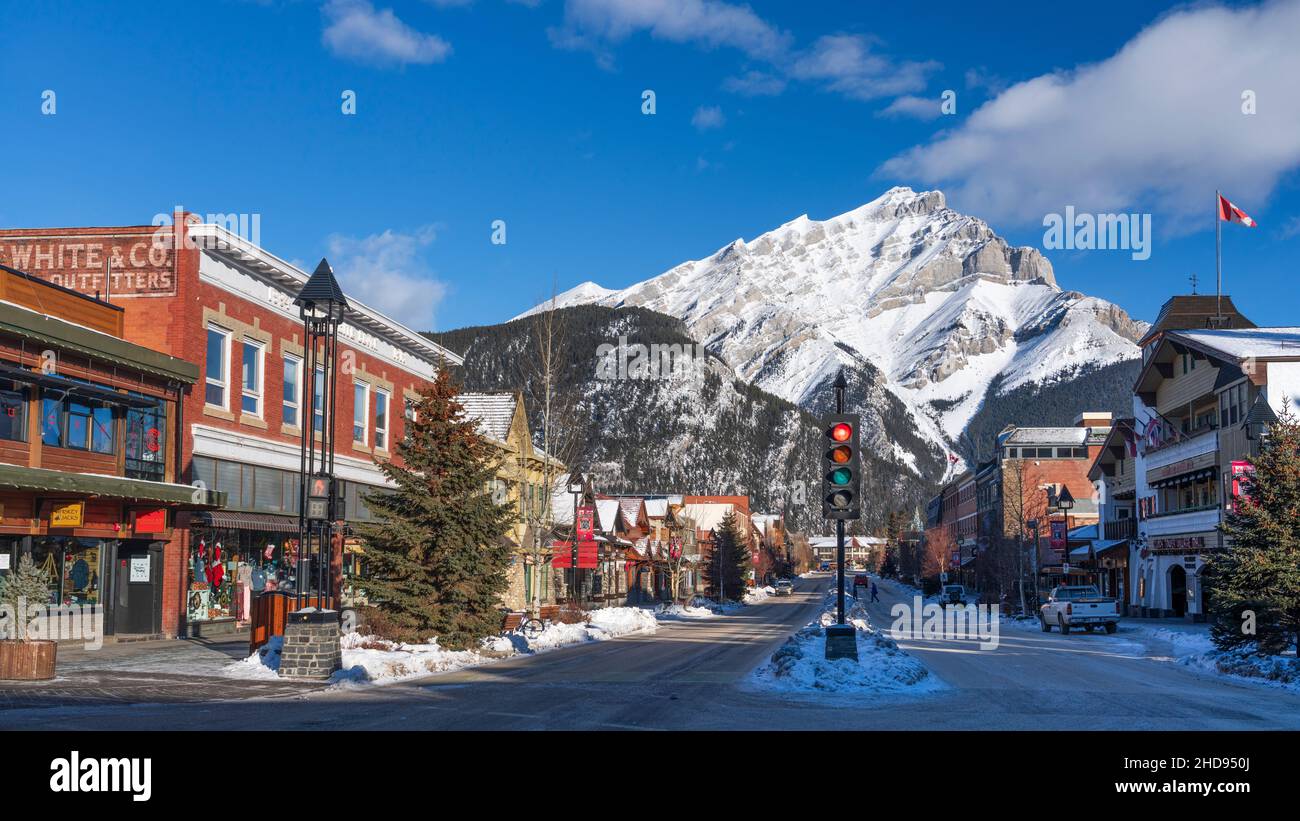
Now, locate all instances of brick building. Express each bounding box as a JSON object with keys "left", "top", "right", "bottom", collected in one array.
[
  {"left": 0, "top": 219, "right": 462, "bottom": 636},
  {"left": 0, "top": 264, "right": 224, "bottom": 638}
]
